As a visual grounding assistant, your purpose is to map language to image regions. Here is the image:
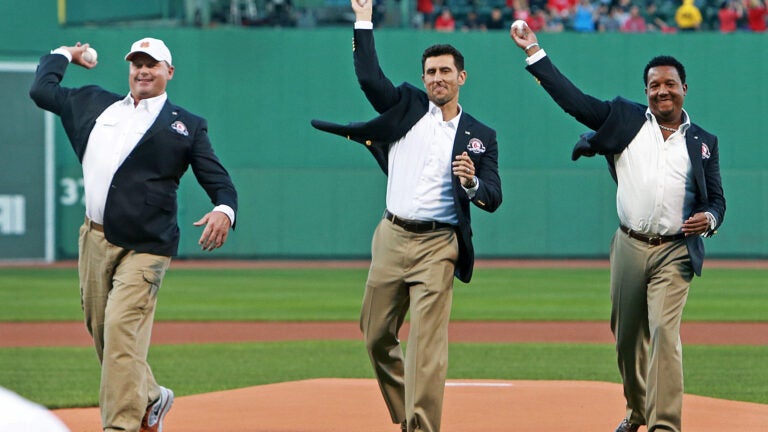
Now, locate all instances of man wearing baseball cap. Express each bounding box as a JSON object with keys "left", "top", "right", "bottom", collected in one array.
[
  {"left": 125, "top": 37, "right": 173, "bottom": 66},
  {"left": 30, "top": 37, "right": 238, "bottom": 432}
]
